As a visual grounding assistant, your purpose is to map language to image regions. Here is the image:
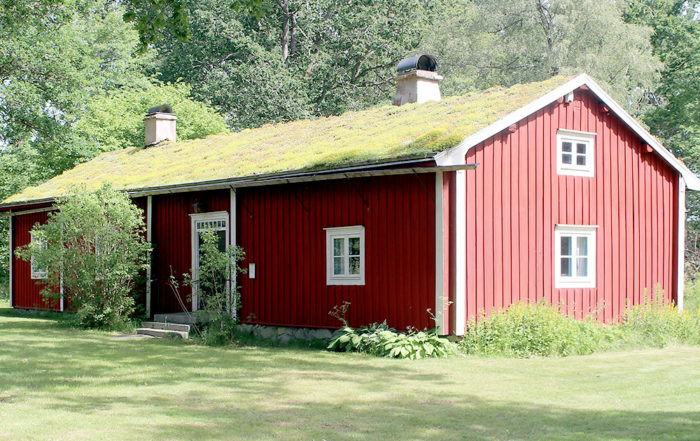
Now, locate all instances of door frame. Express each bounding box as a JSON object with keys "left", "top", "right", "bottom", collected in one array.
[{"left": 189, "top": 211, "right": 229, "bottom": 312}]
